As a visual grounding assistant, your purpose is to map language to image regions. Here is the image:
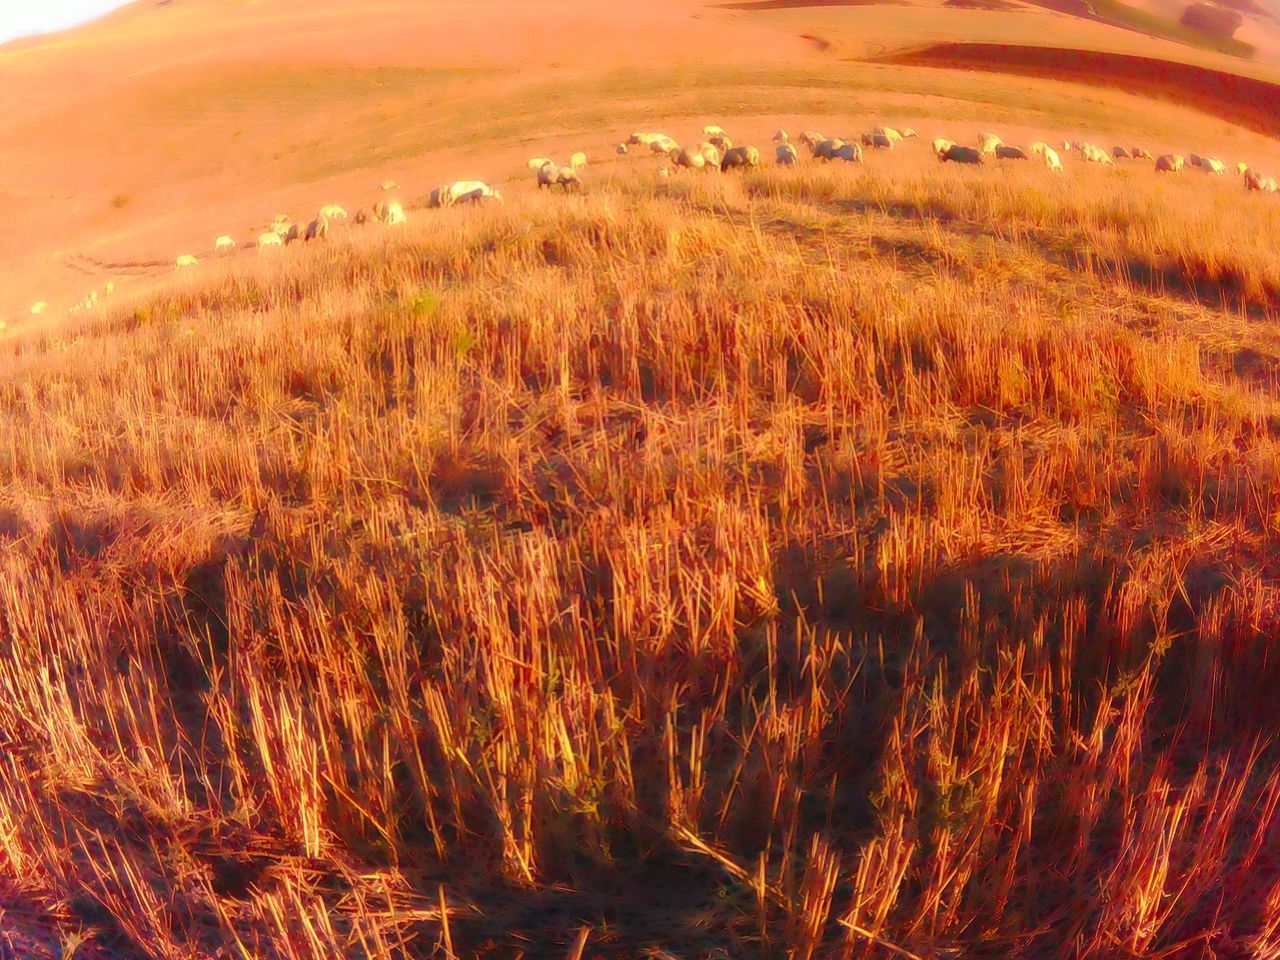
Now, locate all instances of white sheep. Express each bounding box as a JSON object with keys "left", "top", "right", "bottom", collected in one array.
[
  {"left": 30, "top": 301, "right": 47, "bottom": 315},
  {"left": 872, "top": 126, "right": 904, "bottom": 144},
  {"left": 537, "top": 162, "right": 582, "bottom": 190},
  {"left": 374, "top": 200, "right": 408, "bottom": 223},
  {"left": 811, "top": 138, "right": 846, "bottom": 160},
  {"left": 528, "top": 157, "right": 554, "bottom": 172},
  {"left": 703, "top": 124, "right": 728, "bottom": 139},
  {"left": 834, "top": 142, "right": 864, "bottom": 163},
  {"left": 668, "top": 145, "right": 711, "bottom": 172},
  {"left": 1244, "top": 168, "right": 1279, "bottom": 193},
  {"left": 862, "top": 132, "right": 893, "bottom": 150},
  {"left": 1201, "top": 156, "right": 1227, "bottom": 175},
  {"left": 104, "top": 282, "right": 114, "bottom": 296},
  {"left": 798, "top": 131, "right": 826, "bottom": 148},
  {"left": 258, "top": 231, "right": 283, "bottom": 251},
  {"left": 176, "top": 254, "right": 199, "bottom": 269},
  {"left": 776, "top": 142, "right": 798, "bottom": 166},
  {"left": 1238, "top": 161, "right": 1250, "bottom": 175},
  {"left": 214, "top": 235, "right": 236, "bottom": 255},
  {"left": 569, "top": 151, "right": 587, "bottom": 169},
  {"left": 1112, "top": 146, "right": 1132, "bottom": 160},
  {"left": 319, "top": 204, "right": 348, "bottom": 222},
  {"left": 441, "top": 181, "right": 502, "bottom": 206},
  {"left": 932, "top": 138, "right": 956, "bottom": 159},
  {"left": 627, "top": 132, "right": 674, "bottom": 150},
  {"left": 978, "top": 132, "right": 1003, "bottom": 155},
  {"left": 1132, "top": 148, "right": 1155, "bottom": 161},
  {"left": 1155, "top": 154, "right": 1184, "bottom": 173},
  {"left": 1081, "top": 144, "right": 1113, "bottom": 165},
  {"left": 1029, "top": 142, "right": 1063, "bottom": 171},
  {"left": 772, "top": 130, "right": 790, "bottom": 143}
]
